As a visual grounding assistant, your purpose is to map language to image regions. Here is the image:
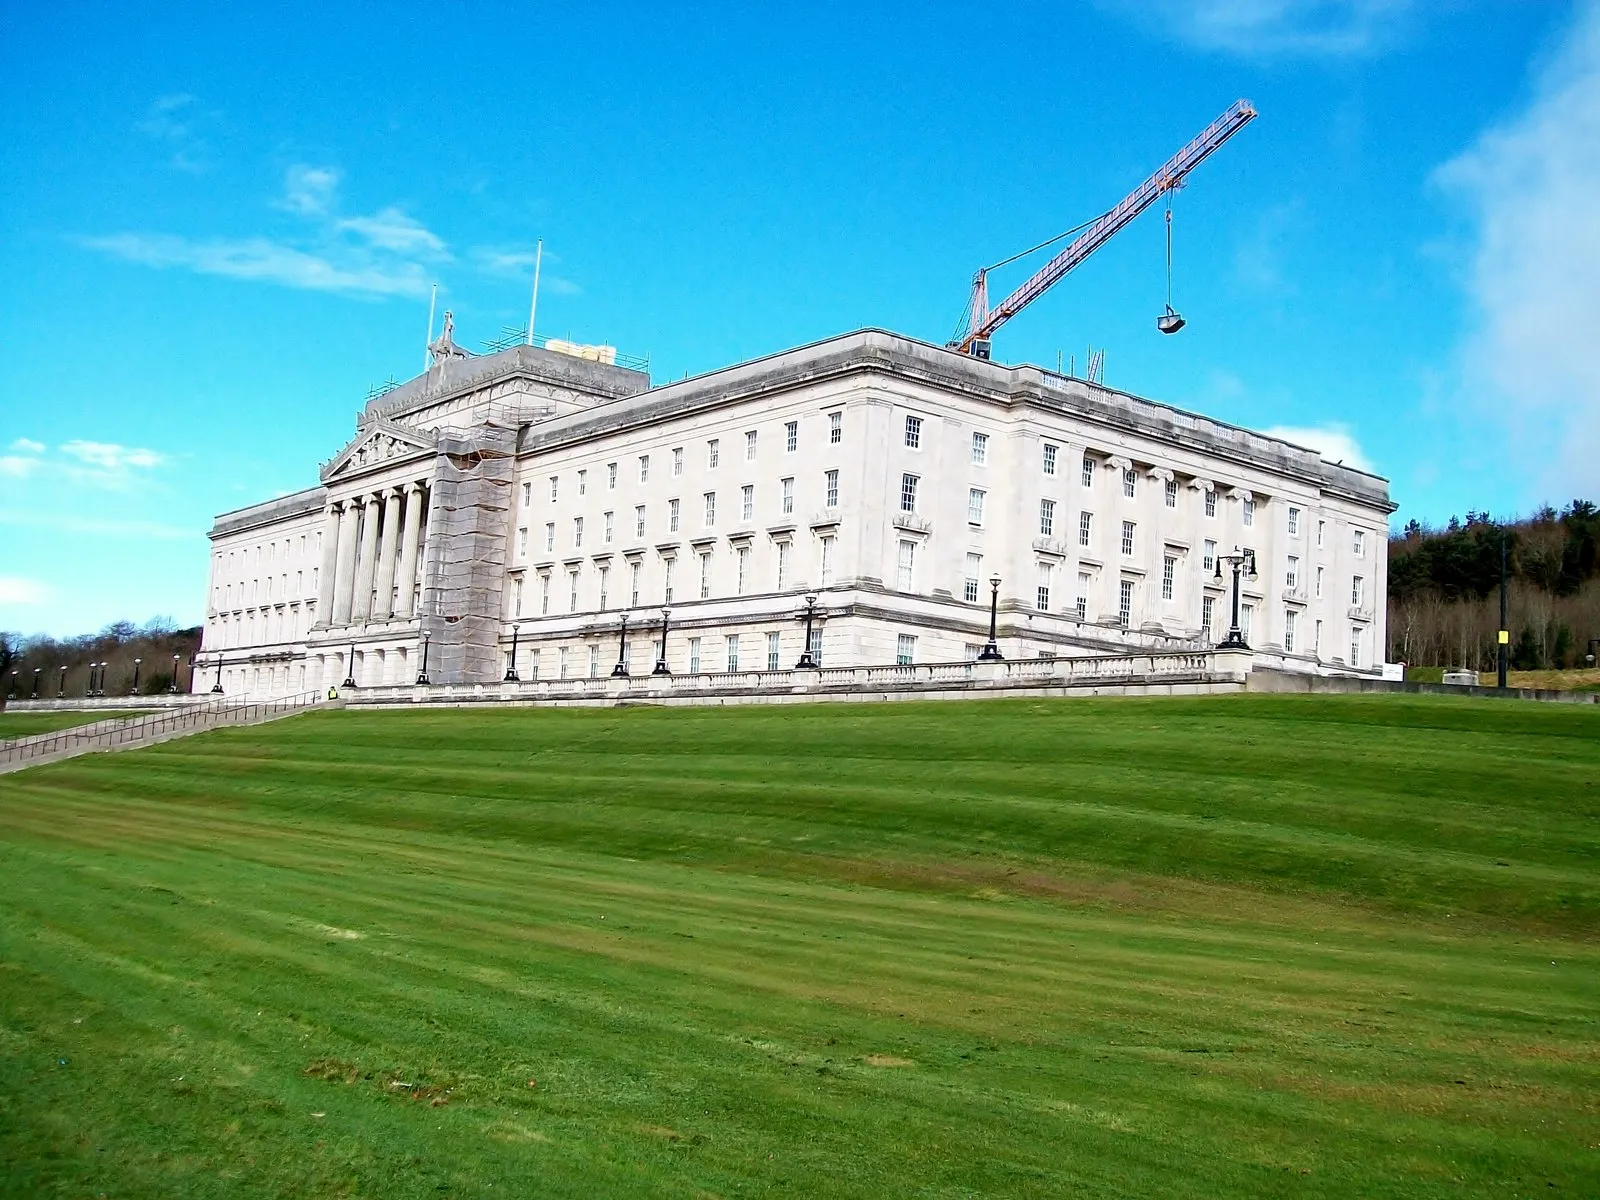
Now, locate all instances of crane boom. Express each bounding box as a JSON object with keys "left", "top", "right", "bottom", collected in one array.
[{"left": 952, "top": 99, "right": 1257, "bottom": 357}]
